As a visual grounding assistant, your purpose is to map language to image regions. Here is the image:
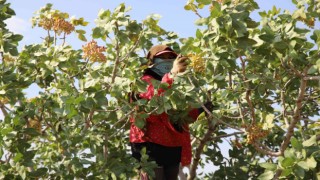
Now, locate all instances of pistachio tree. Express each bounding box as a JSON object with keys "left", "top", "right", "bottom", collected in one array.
[{"left": 0, "top": 0, "right": 319, "bottom": 179}]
